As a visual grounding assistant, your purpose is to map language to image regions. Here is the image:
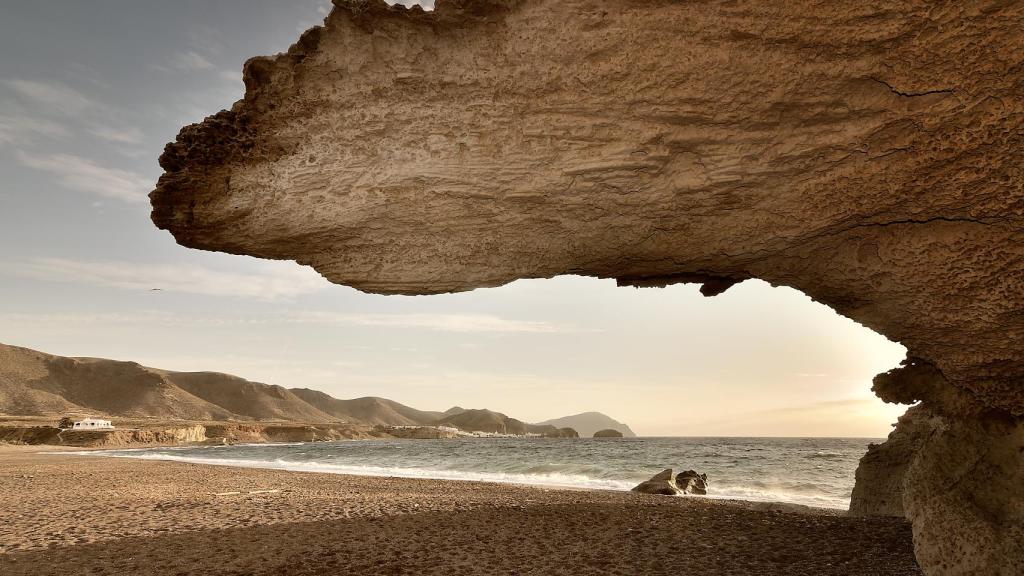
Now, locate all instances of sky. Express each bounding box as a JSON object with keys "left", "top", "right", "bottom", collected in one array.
[{"left": 0, "top": 0, "right": 909, "bottom": 437}]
